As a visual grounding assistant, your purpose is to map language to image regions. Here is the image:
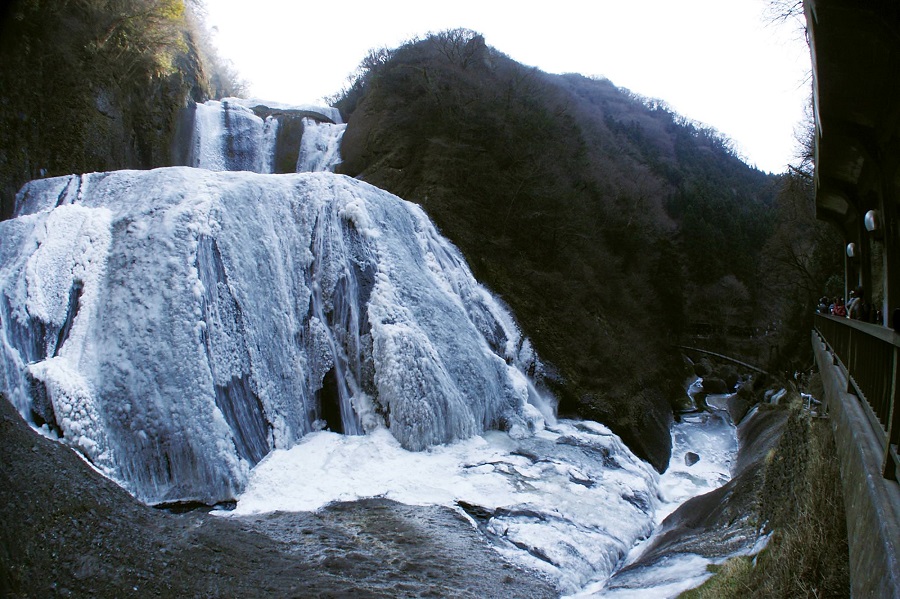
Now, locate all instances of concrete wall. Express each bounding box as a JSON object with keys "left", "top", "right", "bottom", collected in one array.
[{"left": 813, "top": 331, "right": 900, "bottom": 598}]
